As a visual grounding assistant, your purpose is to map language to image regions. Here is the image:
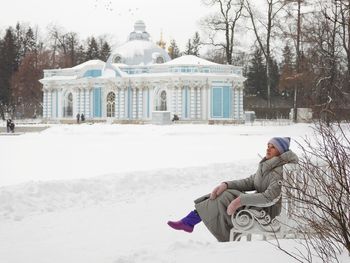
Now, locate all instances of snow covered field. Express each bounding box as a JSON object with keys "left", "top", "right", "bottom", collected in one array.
[{"left": 0, "top": 123, "right": 347, "bottom": 263}]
